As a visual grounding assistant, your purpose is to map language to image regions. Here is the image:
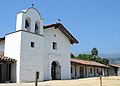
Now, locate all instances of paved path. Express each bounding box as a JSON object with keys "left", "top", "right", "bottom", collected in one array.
[{"left": 0, "top": 83, "right": 47, "bottom": 86}]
